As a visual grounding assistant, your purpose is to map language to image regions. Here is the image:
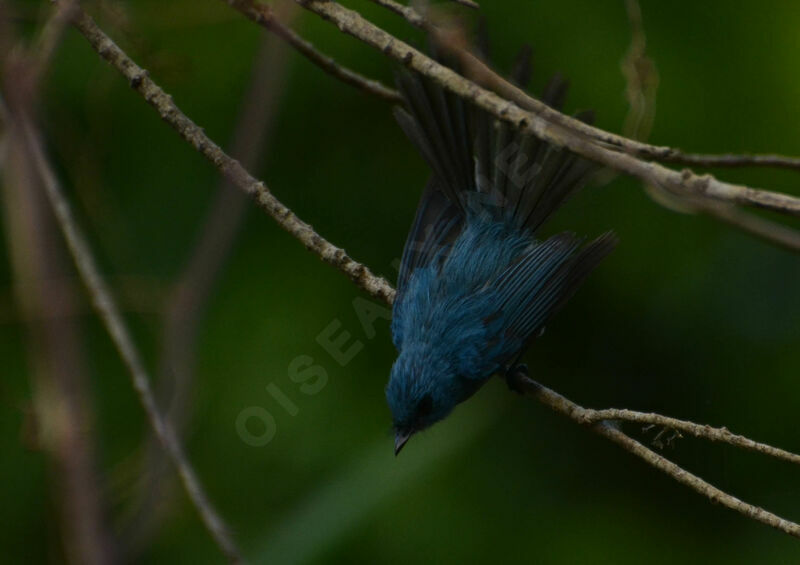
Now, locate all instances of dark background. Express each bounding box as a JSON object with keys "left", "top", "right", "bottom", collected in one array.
[{"left": 2, "top": 0, "right": 800, "bottom": 563}]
